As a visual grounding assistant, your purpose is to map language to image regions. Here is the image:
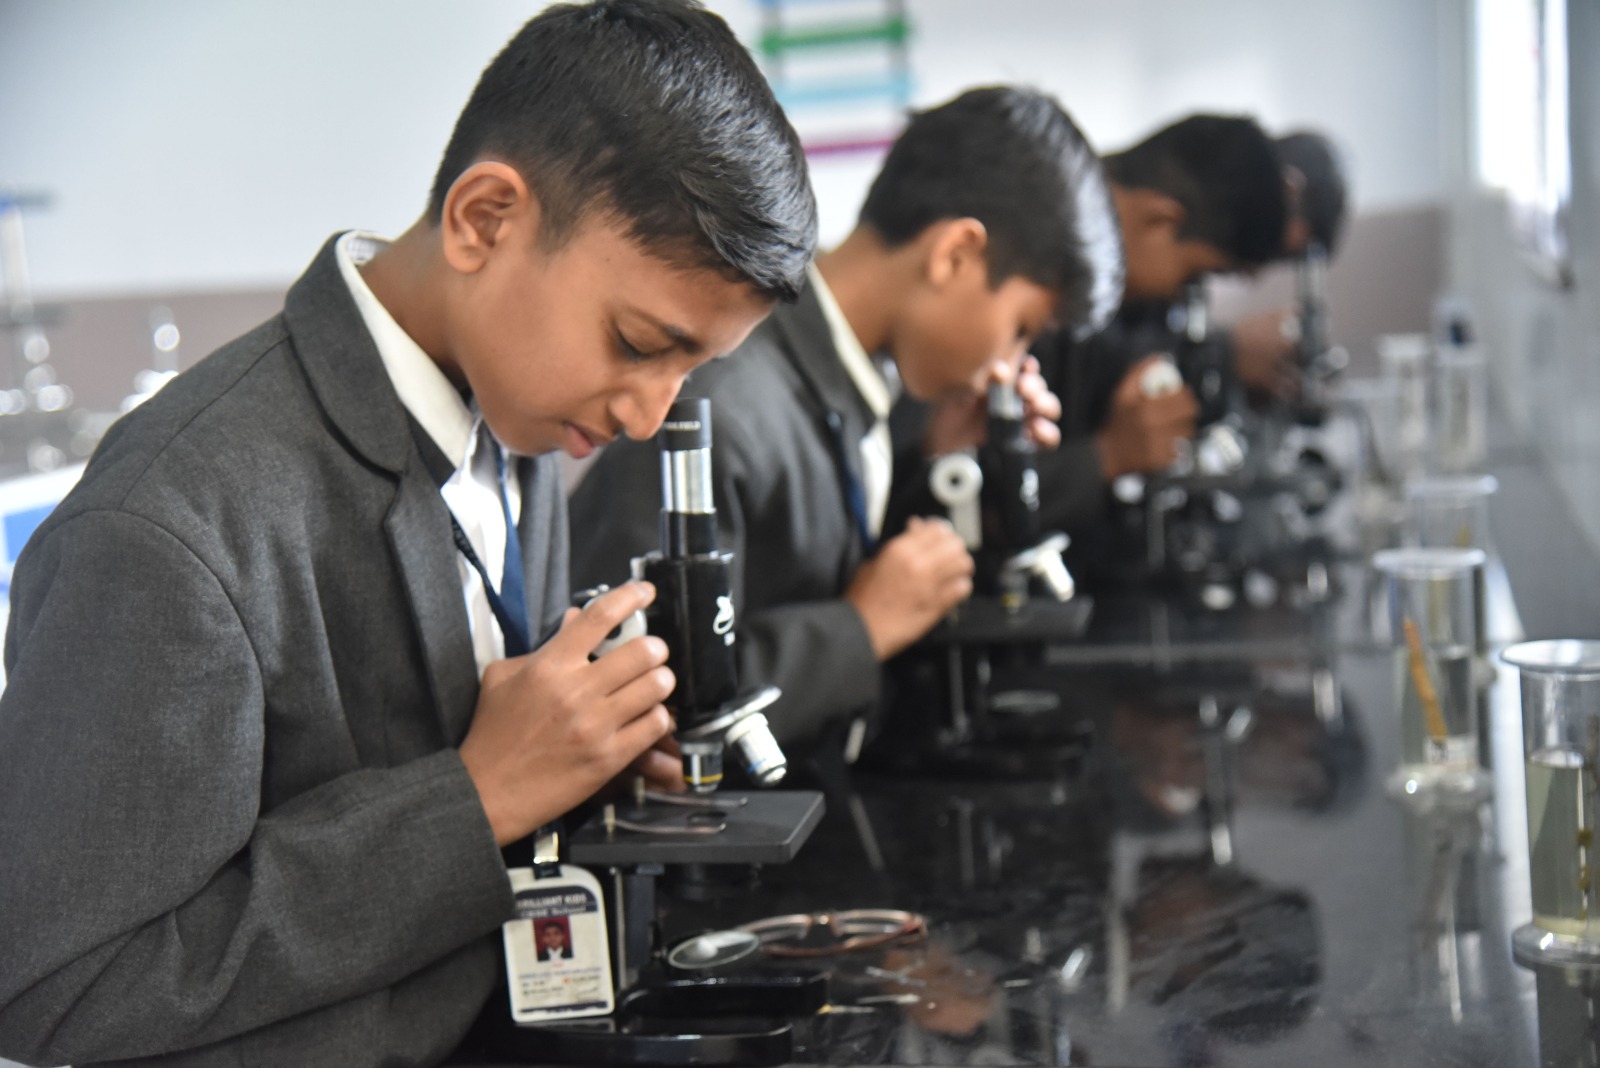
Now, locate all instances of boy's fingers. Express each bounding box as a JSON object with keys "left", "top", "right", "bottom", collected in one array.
[
  {"left": 1017, "top": 370, "right": 1061, "bottom": 415},
  {"left": 604, "top": 667, "right": 677, "bottom": 721},
  {"left": 1028, "top": 416, "right": 1062, "bottom": 449},
  {"left": 612, "top": 704, "right": 676, "bottom": 761},
  {"left": 630, "top": 747, "right": 686, "bottom": 792},
  {"left": 554, "top": 581, "right": 656, "bottom": 654},
  {"left": 590, "top": 634, "right": 671, "bottom": 694}
]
